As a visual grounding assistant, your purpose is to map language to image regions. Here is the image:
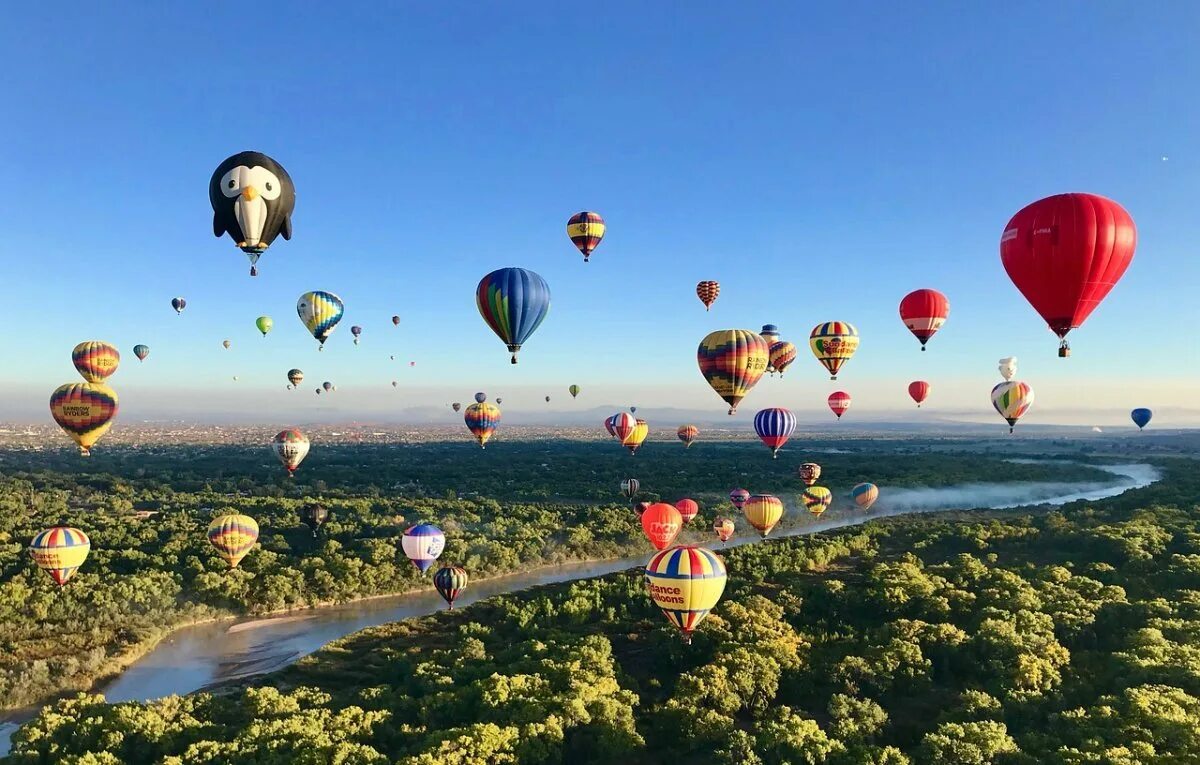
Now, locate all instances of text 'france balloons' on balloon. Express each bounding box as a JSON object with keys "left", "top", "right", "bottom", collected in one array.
[
  {"left": 991, "top": 381, "right": 1035, "bottom": 434},
  {"left": 1131, "top": 408, "right": 1153, "bottom": 430},
  {"left": 799, "top": 462, "right": 821, "bottom": 486},
  {"left": 1000, "top": 193, "right": 1136, "bottom": 357},
  {"left": 207, "top": 514, "right": 259, "bottom": 568},
  {"left": 566, "top": 211, "right": 605, "bottom": 262},
  {"left": 51, "top": 383, "right": 118, "bottom": 456},
  {"left": 769, "top": 341, "right": 797, "bottom": 377},
  {"left": 300, "top": 504, "right": 328, "bottom": 536},
  {"left": 288, "top": 369, "right": 304, "bottom": 388},
  {"left": 133, "top": 345, "right": 150, "bottom": 362},
  {"left": 743, "top": 494, "right": 784, "bottom": 537},
  {"left": 641, "top": 502, "right": 683, "bottom": 550},
  {"left": 172, "top": 297, "right": 186, "bottom": 314},
  {"left": 827, "top": 392, "right": 851, "bottom": 420},
  {"left": 297, "top": 291, "right": 345, "bottom": 350},
  {"left": 998, "top": 357, "right": 1018, "bottom": 381},
  {"left": 403, "top": 524, "right": 445, "bottom": 573},
  {"left": 898, "top": 289, "right": 950, "bottom": 350},
  {"left": 464, "top": 401, "right": 501, "bottom": 448},
  {"left": 645, "top": 545, "right": 727, "bottom": 644},
  {"left": 675, "top": 498, "right": 699, "bottom": 525},
  {"left": 272, "top": 429, "right": 310, "bottom": 475},
  {"left": 810, "top": 322, "right": 860, "bottom": 380},
  {"left": 677, "top": 424, "right": 699, "bottom": 448},
  {"left": 434, "top": 566, "right": 468, "bottom": 609},
  {"left": 29, "top": 526, "right": 90, "bottom": 586},
  {"left": 850, "top": 483, "right": 879, "bottom": 510},
  {"left": 908, "top": 381, "right": 930, "bottom": 407},
  {"left": 754, "top": 407, "right": 797, "bottom": 458},
  {"left": 697, "top": 329, "right": 769, "bottom": 414},
  {"left": 713, "top": 516, "right": 736, "bottom": 544},
  {"left": 729, "top": 488, "right": 750, "bottom": 511},
  {"left": 802, "top": 486, "right": 833, "bottom": 516},
  {"left": 209, "top": 151, "right": 295, "bottom": 276},
  {"left": 72, "top": 342, "right": 120, "bottom": 383},
  {"left": 696, "top": 280, "right": 720, "bottom": 310},
  {"left": 623, "top": 419, "right": 649, "bottom": 455},
  {"left": 476, "top": 267, "right": 551, "bottom": 364},
  {"left": 569, "top": 384, "right": 580, "bottom": 399},
  {"left": 256, "top": 316, "right": 273, "bottom": 337},
  {"left": 621, "top": 478, "right": 640, "bottom": 499}
]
